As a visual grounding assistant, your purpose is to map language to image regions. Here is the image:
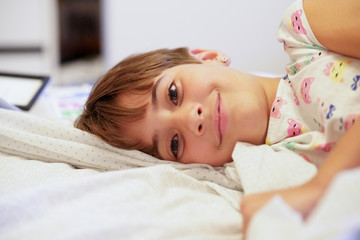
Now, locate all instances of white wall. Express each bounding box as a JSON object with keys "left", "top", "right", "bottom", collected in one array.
[
  {"left": 0, "top": 0, "right": 101, "bottom": 85},
  {"left": 102, "top": 0, "right": 294, "bottom": 75},
  {"left": 0, "top": 0, "right": 295, "bottom": 84},
  {"left": 0, "top": 0, "right": 58, "bottom": 79},
  {"left": 0, "top": 0, "right": 43, "bottom": 46}
]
